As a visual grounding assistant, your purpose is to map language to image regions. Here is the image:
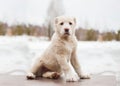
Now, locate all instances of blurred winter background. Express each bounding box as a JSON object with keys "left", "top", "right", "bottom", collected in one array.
[{"left": 0, "top": 0, "right": 120, "bottom": 85}]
